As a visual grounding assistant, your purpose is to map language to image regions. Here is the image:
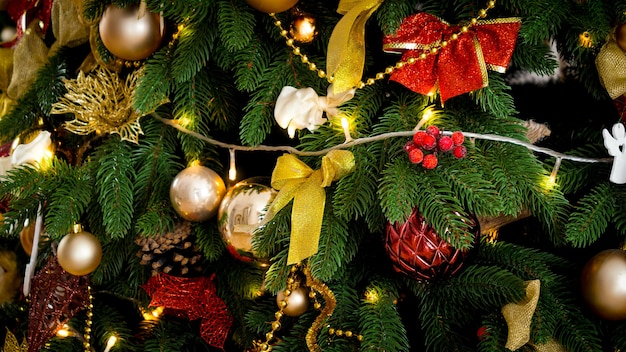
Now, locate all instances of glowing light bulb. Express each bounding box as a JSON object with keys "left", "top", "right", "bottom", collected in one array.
[
  {"left": 414, "top": 107, "right": 434, "bottom": 131},
  {"left": 341, "top": 117, "right": 352, "bottom": 143},
  {"left": 228, "top": 149, "right": 237, "bottom": 181},
  {"left": 104, "top": 335, "right": 117, "bottom": 352}
]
